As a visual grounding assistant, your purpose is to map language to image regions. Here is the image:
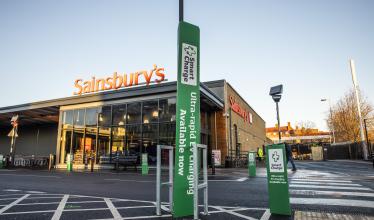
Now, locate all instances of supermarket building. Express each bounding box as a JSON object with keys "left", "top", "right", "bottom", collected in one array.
[{"left": 0, "top": 78, "right": 266, "bottom": 169}]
